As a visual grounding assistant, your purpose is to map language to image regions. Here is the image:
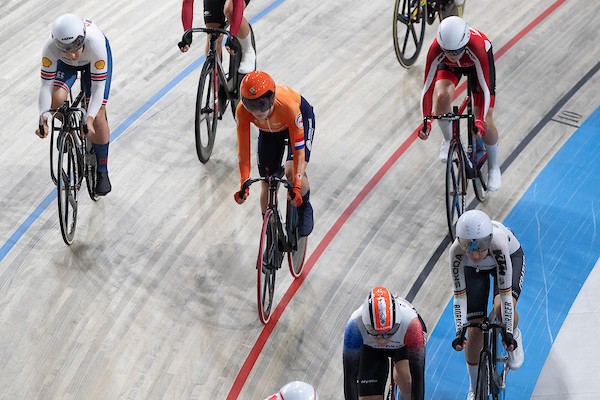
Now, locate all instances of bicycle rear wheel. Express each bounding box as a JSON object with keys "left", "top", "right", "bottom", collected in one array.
[
  {"left": 286, "top": 202, "right": 307, "bottom": 278},
  {"left": 195, "top": 61, "right": 219, "bottom": 163},
  {"left": 57, "top": 132, "right": 79, "bottom": 245},
  {"left": 84, "top": 140, "right": 99, "bottom": 202},
  {"left": 393, "top": 0, "right": 427, "bottom": 68},
  {"left": 257, "top": 209, "right": 279, "bottom": 324},
  {"left": 445, "top": 141, "right": 466, "bottom": 240}
]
